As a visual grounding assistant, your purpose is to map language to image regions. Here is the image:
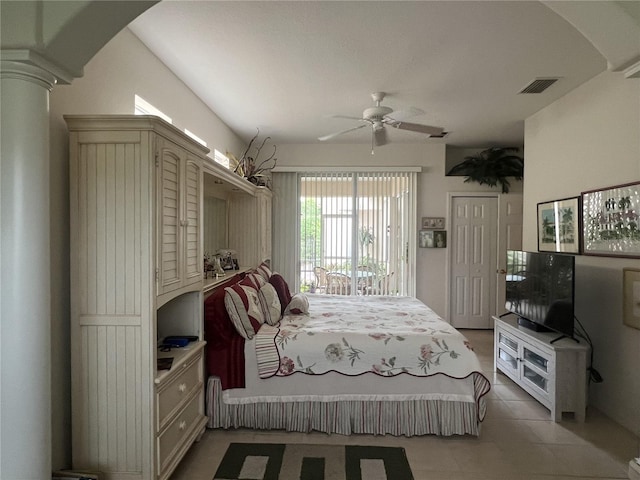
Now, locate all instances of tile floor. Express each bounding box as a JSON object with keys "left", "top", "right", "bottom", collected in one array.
[{"left": 171, "top": 329, "right": 639, "bottom": 479}]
